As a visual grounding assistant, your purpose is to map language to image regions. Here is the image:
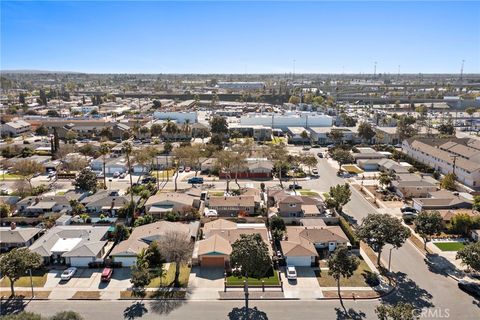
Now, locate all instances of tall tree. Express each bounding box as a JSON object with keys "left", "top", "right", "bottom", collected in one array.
[
  {"left": 11, "top": 159, "right": 44, "bottom": 192},
  {"left": 324, "top": 183, "right": 351, "bottom": 213},
  {"left": 99, "top": 143, "right": 110, "bottom": 188},
  {"left": 356, "top": 214, "right": 411, "bottom": 267},
  {"left": 440, "top": 173, "right": 456, "bottom": 191},
  {"left": 215, "top": 150, "right": 236, "bottom": 193},
  {"left": 0, "top": 248, "right": 42, "bottom": 297},
  {"left": 456, "top": 242, "right": 480, "bottom": 273},
  {"left": 358, "top": 122, "right": 376, "bottom": 143},
  {"left": 414, "top": 211, "right": 444, "bottom": 250},
  {"left": 327, "top": 246, "right": 359, "bottom": 312},
  {"left": 158, "top": 231, "right": 193, "bottom": 287},
  {"left": 122, "top": 142, "right": 134, "bottom": 205},
  {"left": 73, "top": 168, "right": 97, "bottom": 192},
  {"left": 230, "top": 234, "right": 272, "bottom": 279}
]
